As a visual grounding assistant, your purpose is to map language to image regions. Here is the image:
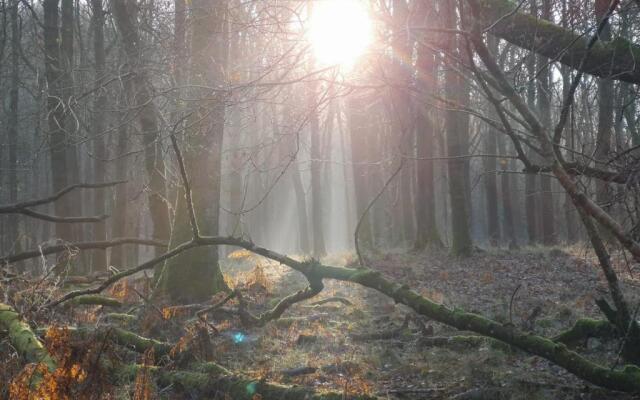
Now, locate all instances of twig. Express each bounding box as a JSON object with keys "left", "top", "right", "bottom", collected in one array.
[
  {"left": 15, "top": 208, "right": 108, "bottom": 223},
  {"left": 509, "top": 284, "right": 522, "bottom": 326},
  {"left": 354, "top": 159, "right": 404, "bottom": 267},
  {"left": 196, "top": 291, "right": 237, "bottom": 319},
  {"left": 169, "top": 121, "right": 200, "bottom": 239}
]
